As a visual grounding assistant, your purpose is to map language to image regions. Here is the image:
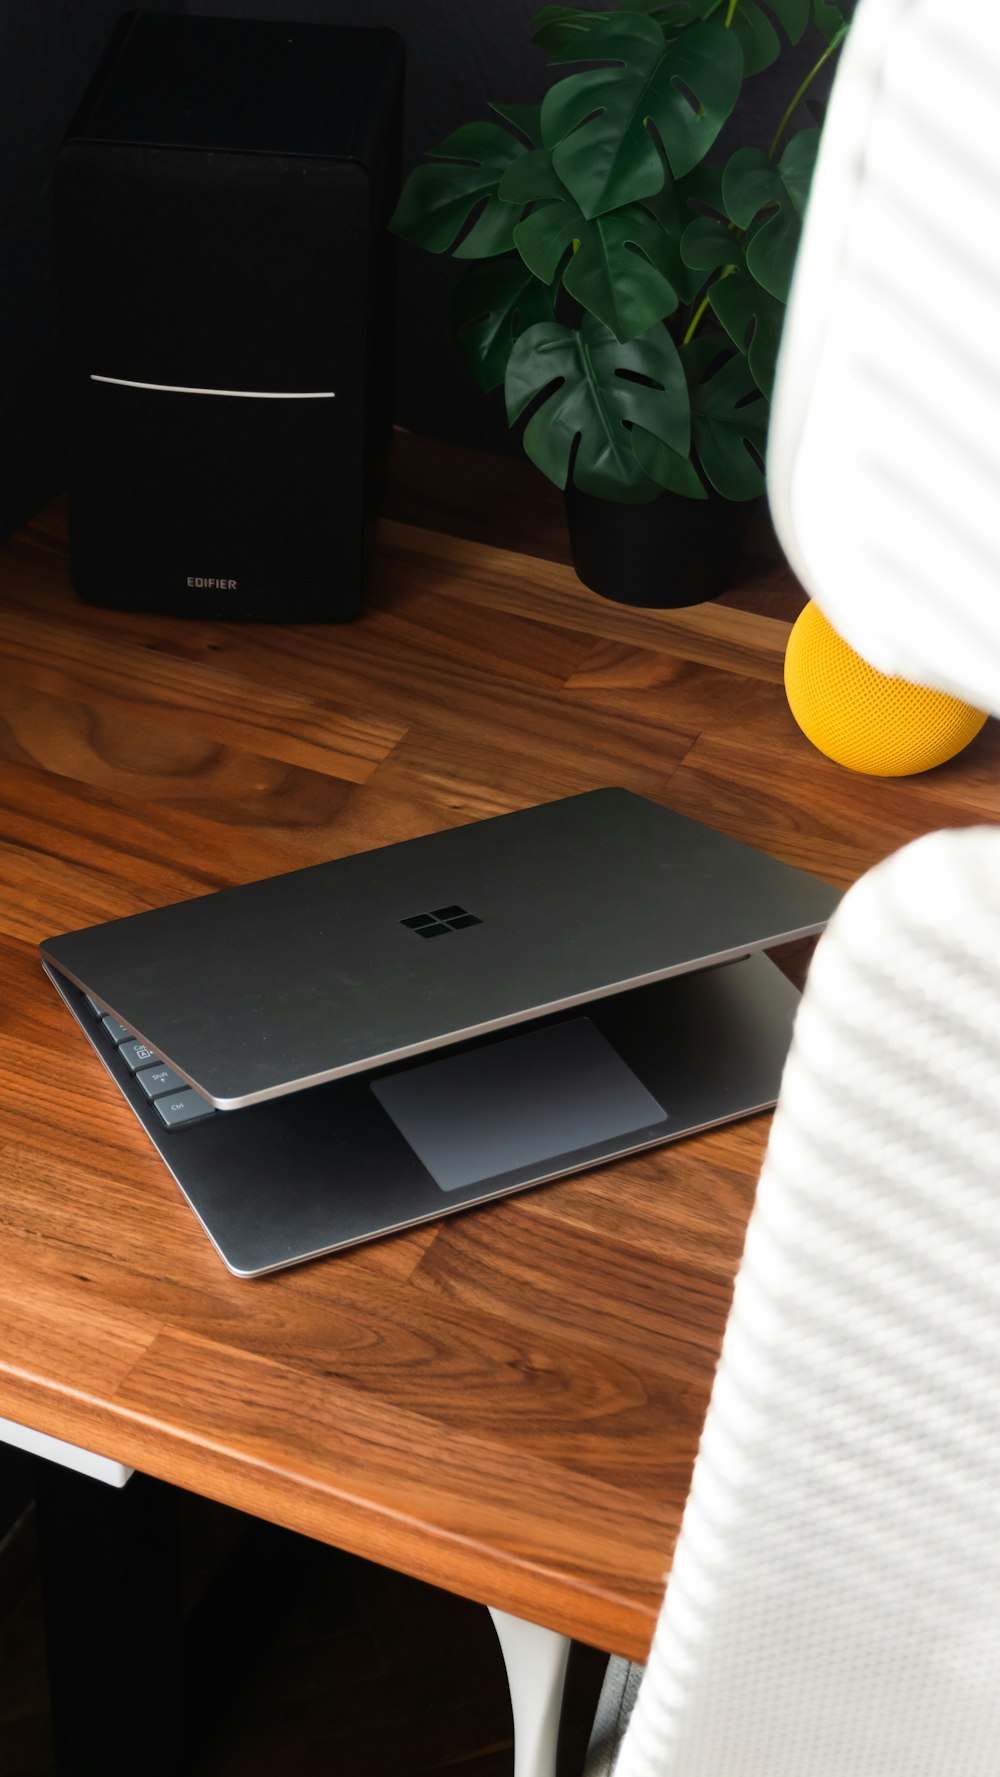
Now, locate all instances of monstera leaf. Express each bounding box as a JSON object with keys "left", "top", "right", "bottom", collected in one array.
[
  {"left": 532, "top": 6, "right": 611, "bottom": 54},
  {"left": 489, "top": 101, "right": 543, "bottom": 146},
  {"left": 624, "top": 0, "right": 725, "bottom": 23},
  {"left": 630, "top": 429, "right": 706, "bottom": 498},
  {"left": 540, "top": 13, "right": 743, "bottom": 218},
  {"left": 811, "top": 0, "right": 852, "bottom": 43},
  {"left": 530, "top": 0, "right": 704, "bottom": 51},
  {"left": 497, "top": 146, "right": 566, "bottom": 205},
  {"left": 510, "top": 194, "right": 581, "bottom": 285},
  {"left": 727, "top": 3, "right": 782, "bottom": 74},
  {"left": 726, "top": 0, "right": 808, "bottom": 74},
  {"left": 389, "top": 121, "right": 530, "bottom": 258},
  {"left": 633, "top": 339, "right": 767, "bottom": 500},
  {"left": 680, "top": 212, "right": 741, "bottom": 274},
  {"left": 514, "top": 193, "right": 683, "bottom": 342},
  {"left": 633, "top": 158, "right": 721, "bottom": 294},
  {"left": 758, "top": 0, "right": 811, "bottom": 32},
  {"left": 450, "top": 254, "right": 557, "bottom": 392},
  {"left": 738, "top": 0, "right": 810, "bottom": 66},
  {"left": 564, "top": 207, "right": 683, "bottom": 341},
  {"left": 679, "top": 204, "right": 776, "bottom": 290},
  {"left": 708, "top": 267, "right": 786, "bottom": 395},
  {"left": 505, "top": 314, "right": 690, "bottom": 500},
  {"left": 721, "top": 130, "right": 820, "bottom": 300},
  {"left": 686, "top": 338, "right": 768, "bottom": 497}
]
